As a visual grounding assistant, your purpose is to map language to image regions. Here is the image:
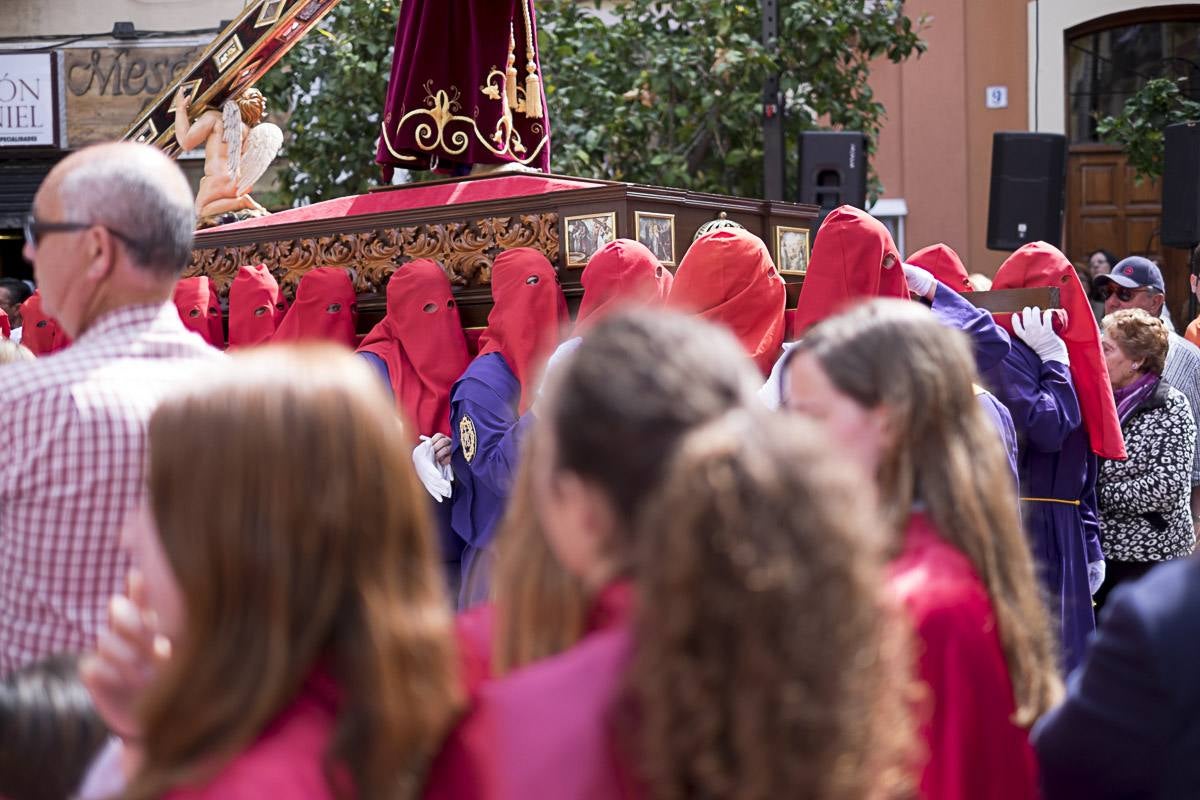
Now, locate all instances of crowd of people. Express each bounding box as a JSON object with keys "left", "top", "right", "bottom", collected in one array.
[{"left": 2, "top": 141, "right": 1200, "bottom": 799}]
